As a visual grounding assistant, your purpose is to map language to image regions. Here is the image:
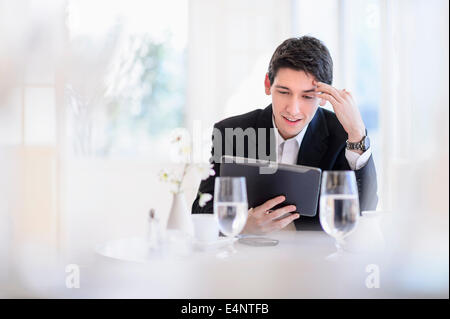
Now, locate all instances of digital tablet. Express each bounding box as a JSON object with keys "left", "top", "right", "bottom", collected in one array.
[{"left": 219, "top": 156, "right": 322, "bottom": 217}]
